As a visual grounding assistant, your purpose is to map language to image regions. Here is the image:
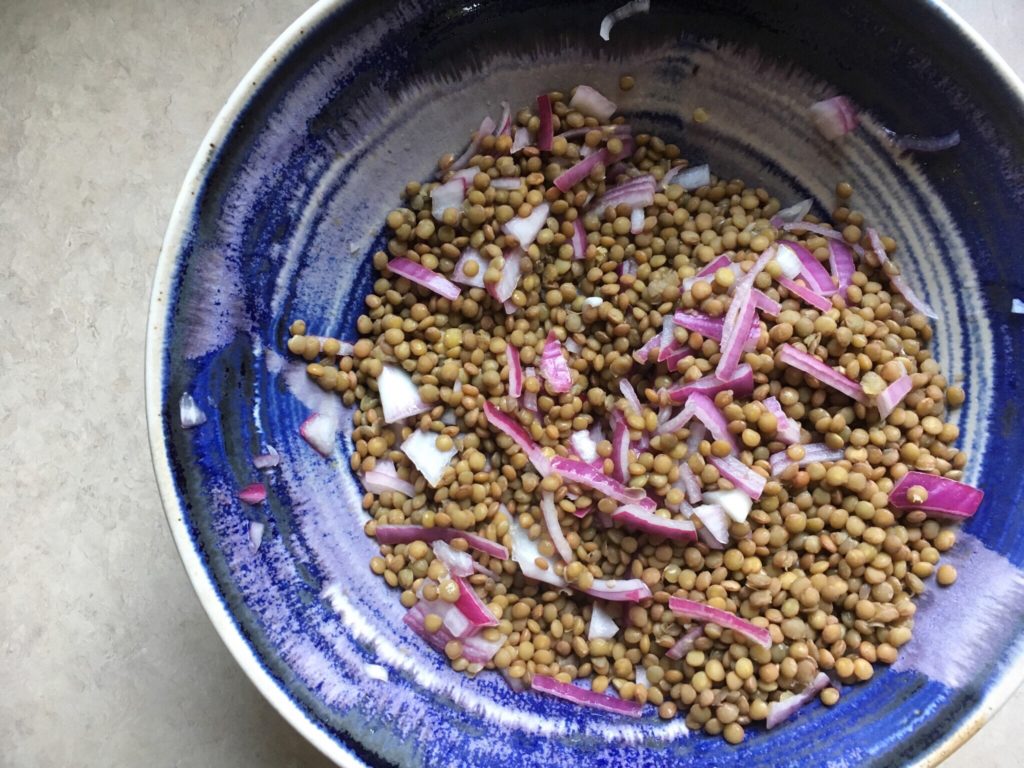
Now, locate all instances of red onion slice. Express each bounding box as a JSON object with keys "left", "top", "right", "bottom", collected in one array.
[
  {"left": 809, "top": 95, "right": 858, "bottom": 140},
  {"left": 375, "top": 524, "right": 509, "bottom": 560},
  {"left": 663, "top": 163, "right": 710, "bottom": 190},
  {"left": 766, "top": 672, "right": 831, "bottom": 729},
  {"left": 693, "top": 503, "right": 730, "bottom": 547},
  {"left": 708, "top": 453, "right": 766, "bottom": 500},
  {"left": 540, "top": 331, "right": 573, "bottom": 393},
  {"left": 511, "top": 126, "right": 531, "bottom": 154},
  {"left": 662, "top": 364, "right": 754, "bottom": 405},
  {"left": 580, "top": 577, "right": 652, "bottom": 602},
  {"left": 889, "top": 471, "right": 984, "bottom": 518},
  {"left": 619, "top": 379, "right": 643, "bottom": 415},
  {"left": 553, "top": 148, "right": 610, "bottom": 192},
  {"left": 665, "top": 626, "right": 703, "bottom": 660},
  {"left": 549, "top": 456, "right": 654, "bottom": 510},
  {"left": 449, "top": 115, "right": 497, "bottom": 173},
  {"left": 482, "top": 401, "right": 552, "bottom": 475},
  {"left": 768, "top": 443, "right": 844, "bottom": 476},
  {"left": 452, "top": 574, "right": 500, "bottom": 628},
  {"left": 779, "top": 241, "right": 836, "bottom": 295},
  {"left": 771, "top": 198, "right": 813, "bottom": 228},
  {"left": 432, "top": 540, "right": 475, "bottom": 577},
  {"left": 388, "top": 257, "right": 461, "bottom": 301},
  {"left": 828, "top": 239, "right": 856, "bottom": 294},
  {"left": 867, "top": 228, "right": 938, "bottom": 319},
  {"left": 611, "top": 412, "right": 631, "bottom": 483},
  {"left": 571, "top": 218, "right": 588, "bottom": 260},
  {"left": 540, "top": 490, "right": 575, "bottom": 563},
  {"left": 531, "top": 674, "right": 643, "bottom": 717},
  {"left": 452, "top": 247, "right": 487, "bottom": 289},
  {"left": 361, "top": 468, "right": 417, "bottom": 497},
  {"left": 668, "top": 596, "right": 772, "bottom": 648},
  {"left": 507, "top": 345, "right": 523, "bottom": 398},
  {"left": 763, "top": 396, "right": 801, "bottom": 444},
  {"left": 777, "top": 343, "right": 867, "bottom": 403},
  {"left": 612, "top": 504, "right": 697, "bottom": 541},
  {"left": 536, "top": 94, "right": 553, "bottom": 152},
  {"left": 486, "top": 247, "right": 523, "bottom": 304},
  {"left": 238, "top": 482, "right": 267, "bottom": 504},
  {"left": 777, "top": 275, "right": 833, "bottom": 312},
  {"left": 876, "top": 373, "right": 913, "bottom": 419}
]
